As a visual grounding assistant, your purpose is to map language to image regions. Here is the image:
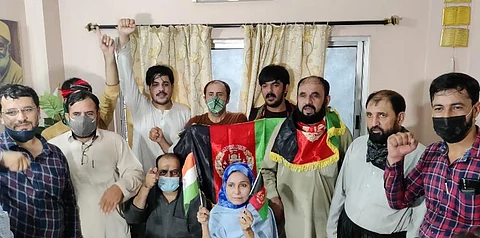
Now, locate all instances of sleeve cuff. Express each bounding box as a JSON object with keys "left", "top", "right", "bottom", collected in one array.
[
  {"left": 114, "top": 180, "right": 130, "bottom": 200},
  {"left": 131, "top": 202, "right": 146, "bottom": 212},
  {"left": 265, "top": 186, "right": 279, "bottom": 200},
  {"left": 386, "top": 159, "right": 404, "bottom": 170},
  {"left": 103, "top": 84, "right": 120, "bottom": 98}
]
